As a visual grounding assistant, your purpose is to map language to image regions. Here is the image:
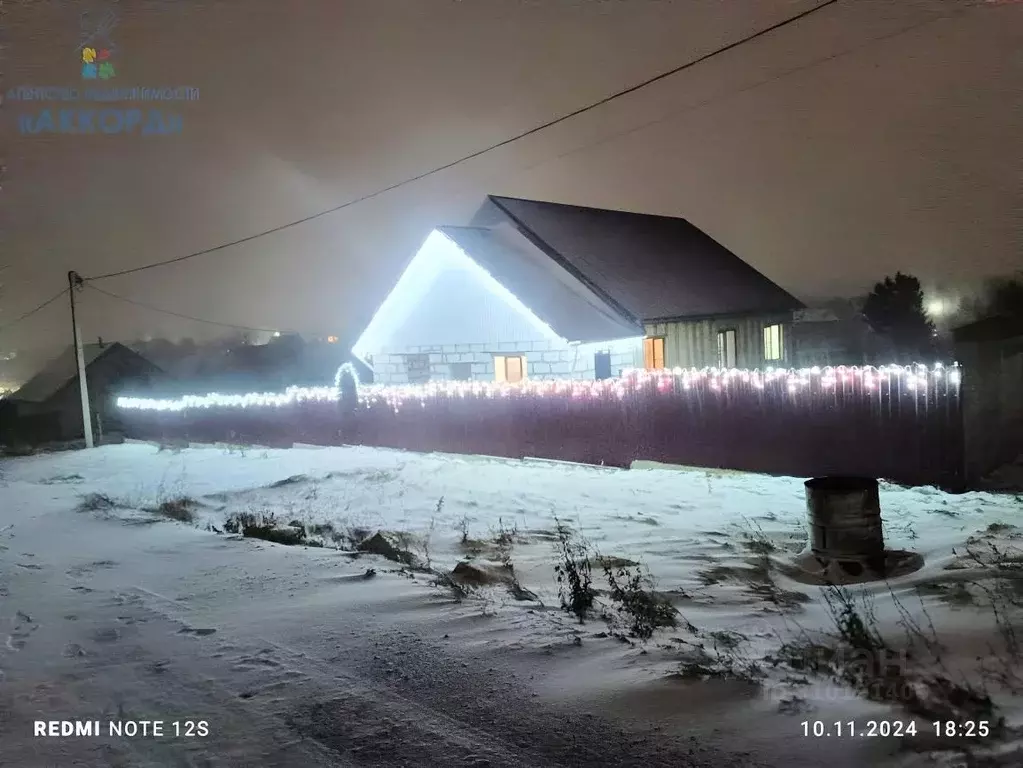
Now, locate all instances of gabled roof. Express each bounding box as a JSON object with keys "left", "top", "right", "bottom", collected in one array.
[
  {"left": 437, "top": 226, "right": 643, "bottom": 343},
  {"left": 472, "top": 195, "right": 804, "bottom": 322},
  {"left": 352, "top": 228, "right": 640, "bottom": 360},
  {"left": 10, "top": 342, "right": 146, "bottom": 403}
]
